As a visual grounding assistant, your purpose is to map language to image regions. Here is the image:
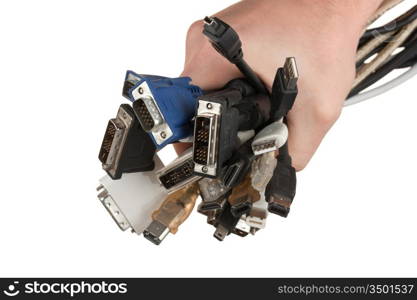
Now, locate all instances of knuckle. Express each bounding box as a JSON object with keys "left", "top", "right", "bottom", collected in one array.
[
  {"left": 293, "top": 160, "right": 307, "bottom": 172},
  {"left": 313, "top": 102, "right": 341, "bottom": 127},
  {"left": 186, "top": 20, "right": 204, "bottom": 43}
]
